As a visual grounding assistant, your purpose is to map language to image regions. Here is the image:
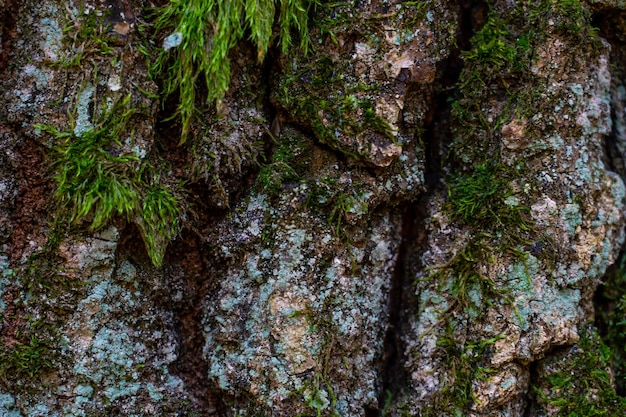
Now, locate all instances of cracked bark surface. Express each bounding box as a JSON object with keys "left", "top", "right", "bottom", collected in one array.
[{"left": 1, "top": 0, "right": 626, "bottom": 416}]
